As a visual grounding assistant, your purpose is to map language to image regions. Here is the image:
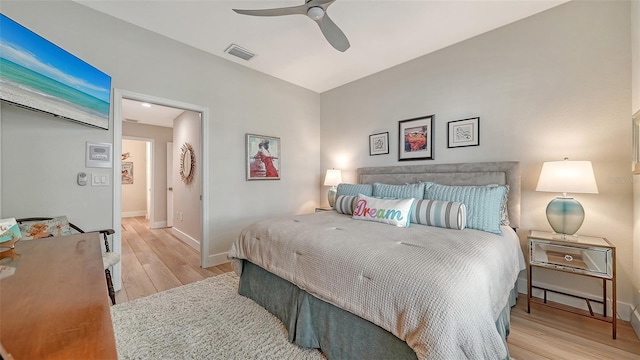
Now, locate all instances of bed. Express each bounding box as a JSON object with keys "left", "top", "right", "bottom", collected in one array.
[{"left": 229, "top": 162, "right": 525, "bottom": 359}]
